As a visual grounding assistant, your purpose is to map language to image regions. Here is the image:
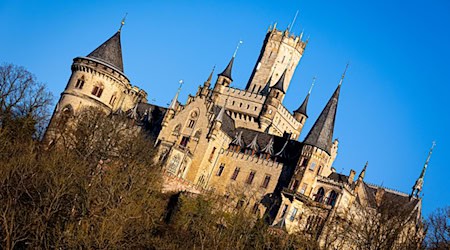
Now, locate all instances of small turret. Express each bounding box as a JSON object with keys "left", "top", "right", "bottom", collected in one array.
[
  {"left": 217, "top": 57, "right": 234, "bottom": 86},
  {"left": 199, "top": 66, "right": 215, "bottom": 97},
  {"left": 294, "top": 77, "right": 315, "bottom": 124}
]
